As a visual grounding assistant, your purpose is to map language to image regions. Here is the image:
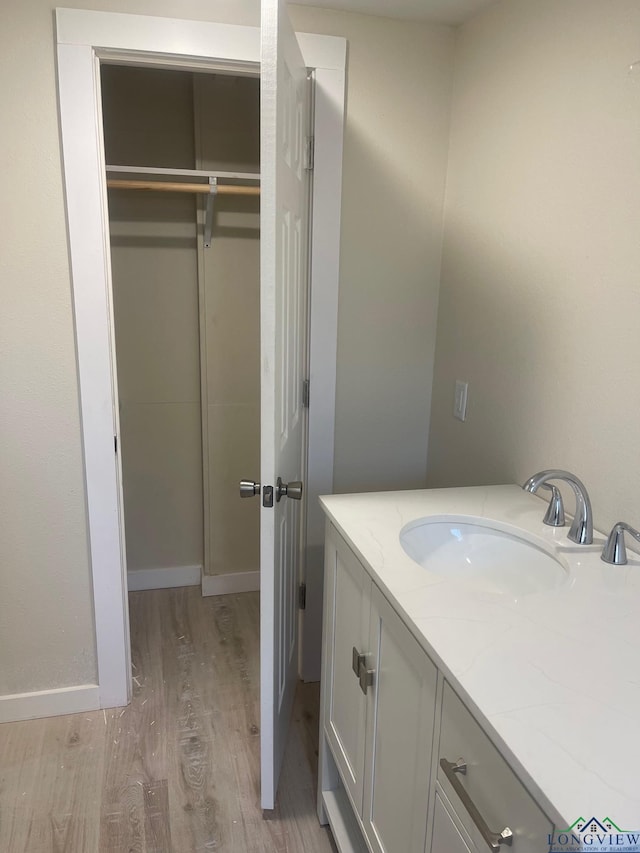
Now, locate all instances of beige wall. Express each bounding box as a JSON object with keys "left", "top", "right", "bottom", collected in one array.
[
  {"left": 103, "top": 67, "right": 203, "bottom": 576},
  {"left": 196, "top": 75, "right": 261, "bottom": 577},
  {"left": 290, "top": 6, "right": 455, "bottom": 493},
  {"left": 428, "top": 0, "right": 640, "bottom": 534},
  {"left": 0, "top": 0, "right": 258, "bottom": 698},
  {"left": 0, "top": 0, "right": 454, "bottom": 697}
]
